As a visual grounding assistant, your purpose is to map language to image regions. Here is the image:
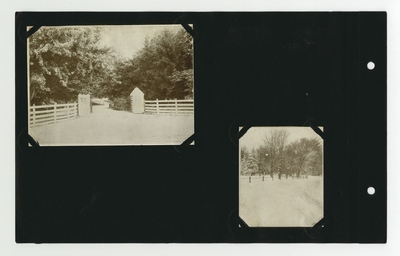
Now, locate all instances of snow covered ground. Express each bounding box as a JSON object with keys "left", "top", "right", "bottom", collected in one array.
[
  {"left": 29, "top": 105, "right": 194, "bottom": 146},
  {"left": 239, "top": 175, "right": 323, "bottom": 227}
]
